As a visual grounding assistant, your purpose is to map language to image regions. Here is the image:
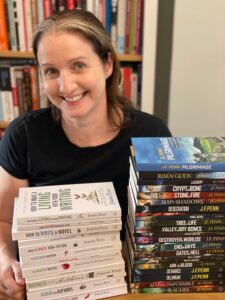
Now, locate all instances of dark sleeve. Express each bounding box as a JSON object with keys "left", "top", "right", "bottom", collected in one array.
[{"left": 0, "top": 117, "right": 28, "bottom": 179}]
